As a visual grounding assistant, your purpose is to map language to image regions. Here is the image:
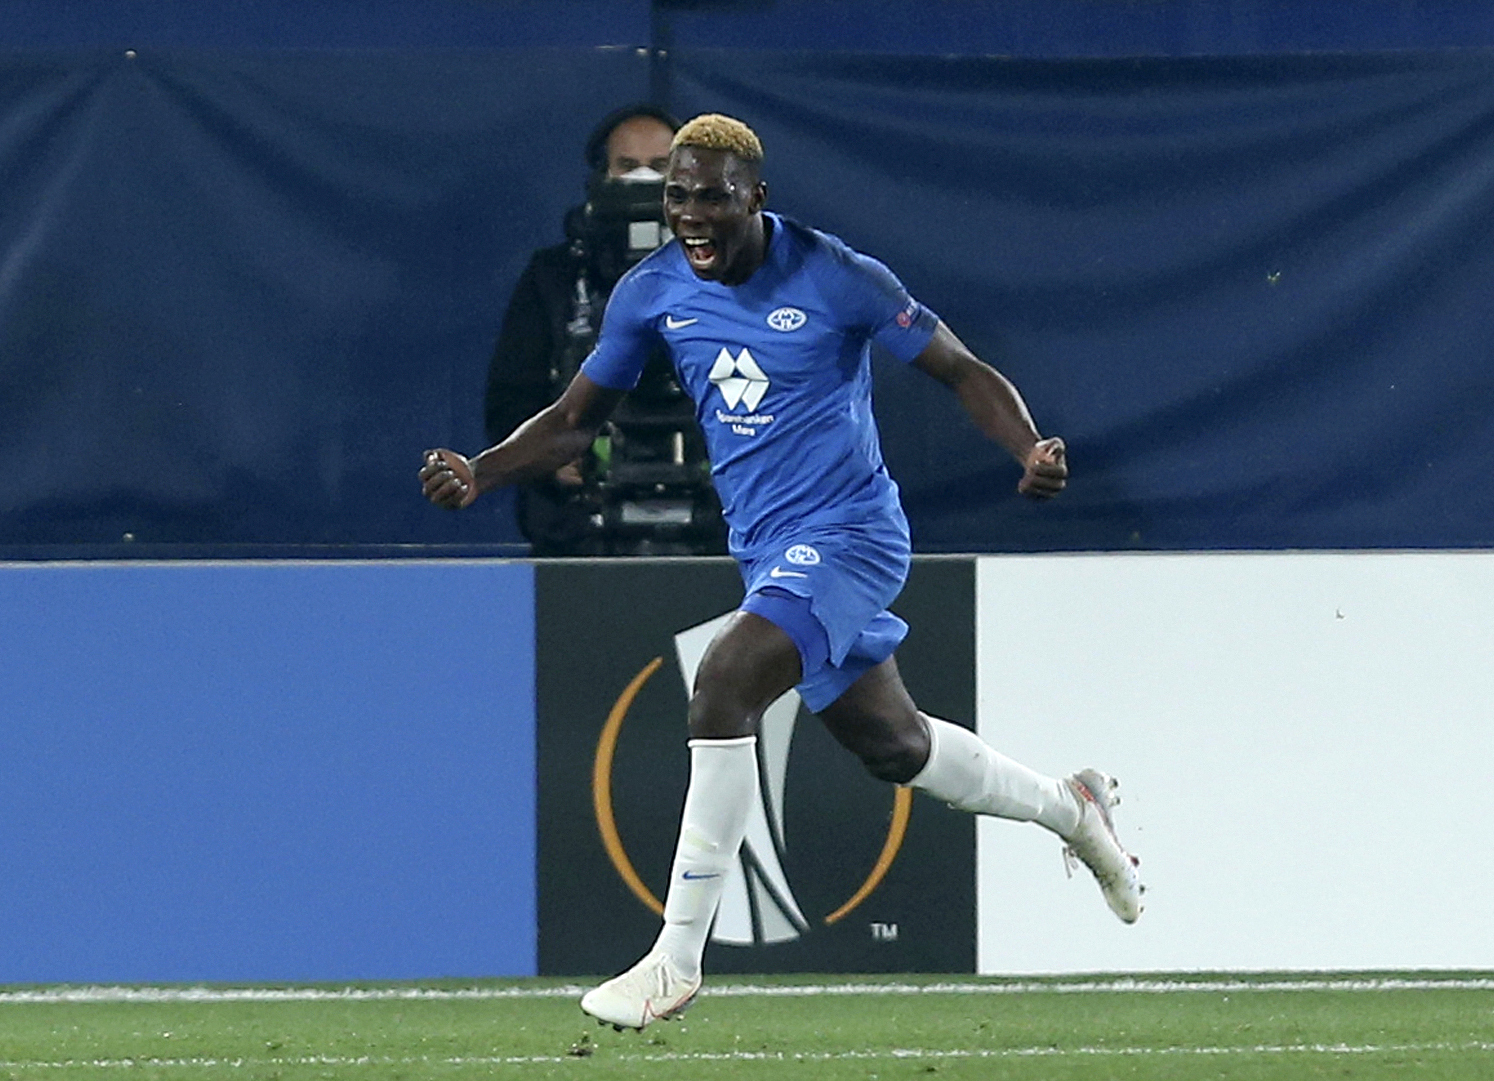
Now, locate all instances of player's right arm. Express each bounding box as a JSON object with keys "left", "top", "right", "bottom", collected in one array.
[
  {"left": 420, "top": 373, "right": 625, "bottom": 510},
  {"left": 422, "top": 262, "right": 660, "bottom": 510}
]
